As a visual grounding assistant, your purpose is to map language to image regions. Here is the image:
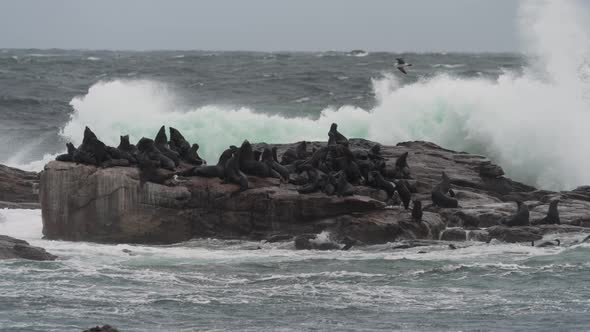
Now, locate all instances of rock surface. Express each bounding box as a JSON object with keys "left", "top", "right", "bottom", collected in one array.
[
  {"left": 83, "top": 325, "right": 119, "bottom": 332},
  {"left": 40, "top": 140, "right": 590, "bottom": 245},
  {"left": 0, "top": 235, "right": 57, "bottom": 261},
  {"left": 0, "top": 164, "right": 39, "bottom": 208}
]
